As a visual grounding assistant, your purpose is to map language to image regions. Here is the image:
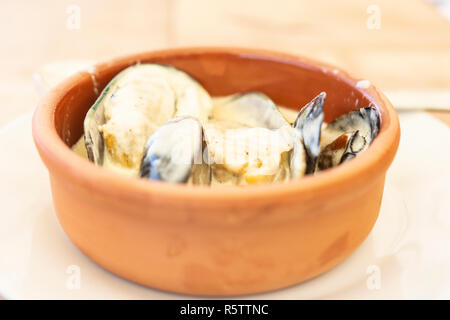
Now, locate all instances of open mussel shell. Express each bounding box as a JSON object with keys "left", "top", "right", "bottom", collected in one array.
[
  {"left": 317, "top": 130, "right": 367, "bottom": 171},
  {"left": 139, "top": 117, "right": 211, "bottom": 184},
  {"left": 292, "top": 92, "right": 326, "bottom": 174},
  {"left": 212, "top": 92, "right": 288, "bottom": 129},
  {"left": 83, "top": 63, "right": 212, "bottom": 168},
  {"left": 322, "top": 106, "right": 380, "bottom": 147}
]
